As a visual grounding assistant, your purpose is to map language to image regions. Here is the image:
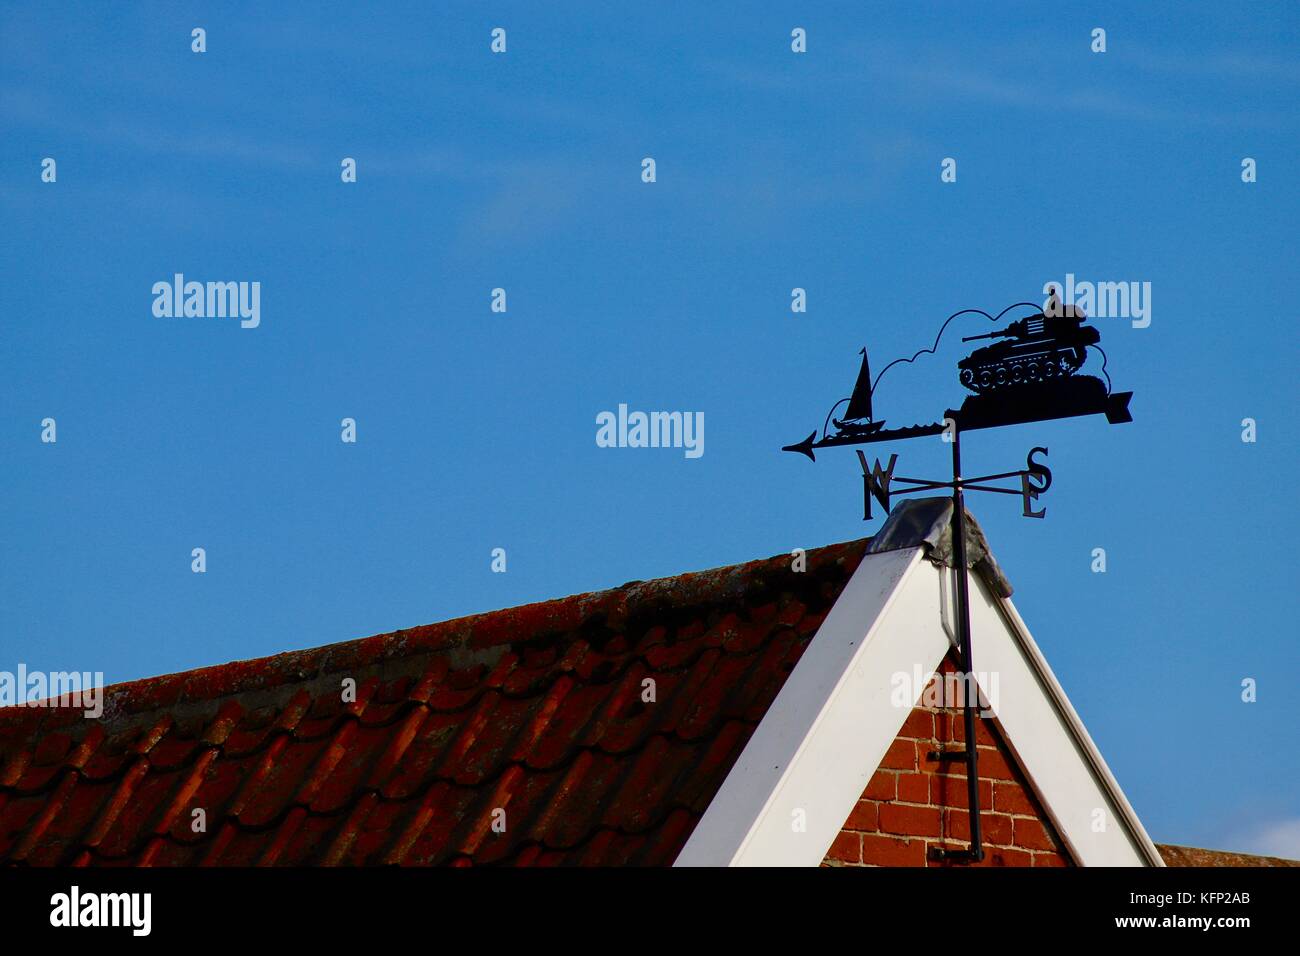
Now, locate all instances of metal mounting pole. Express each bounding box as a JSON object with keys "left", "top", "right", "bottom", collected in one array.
[{"left": 948, "top": 426, "right": 984, "bottom": 862}]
